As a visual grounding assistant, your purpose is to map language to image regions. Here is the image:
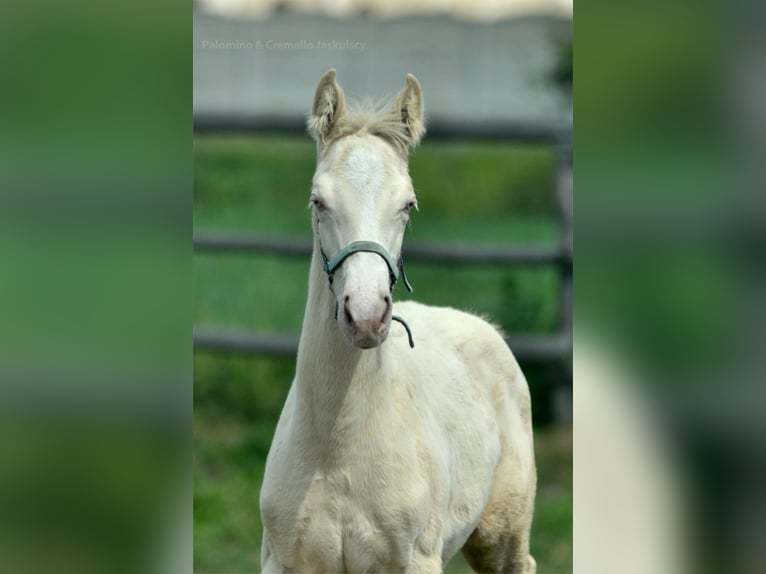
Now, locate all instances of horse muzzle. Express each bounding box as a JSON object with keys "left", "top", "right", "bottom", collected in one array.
[{"left": 342, "top": 293, "right": 392, "bottom": 349}]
